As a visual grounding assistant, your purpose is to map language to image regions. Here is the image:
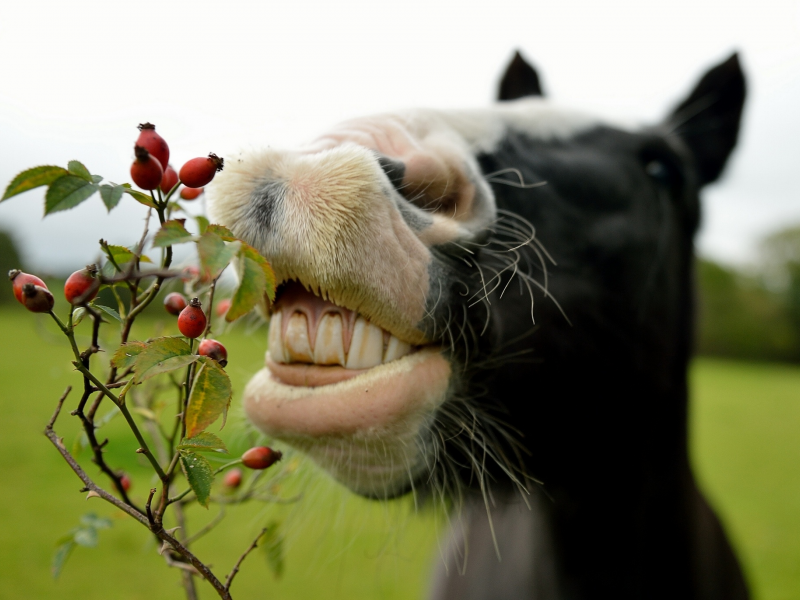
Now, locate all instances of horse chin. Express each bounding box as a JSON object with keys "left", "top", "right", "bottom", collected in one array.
[{"left": 243, "top": 347, "right": 451, "bottom": 497}]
